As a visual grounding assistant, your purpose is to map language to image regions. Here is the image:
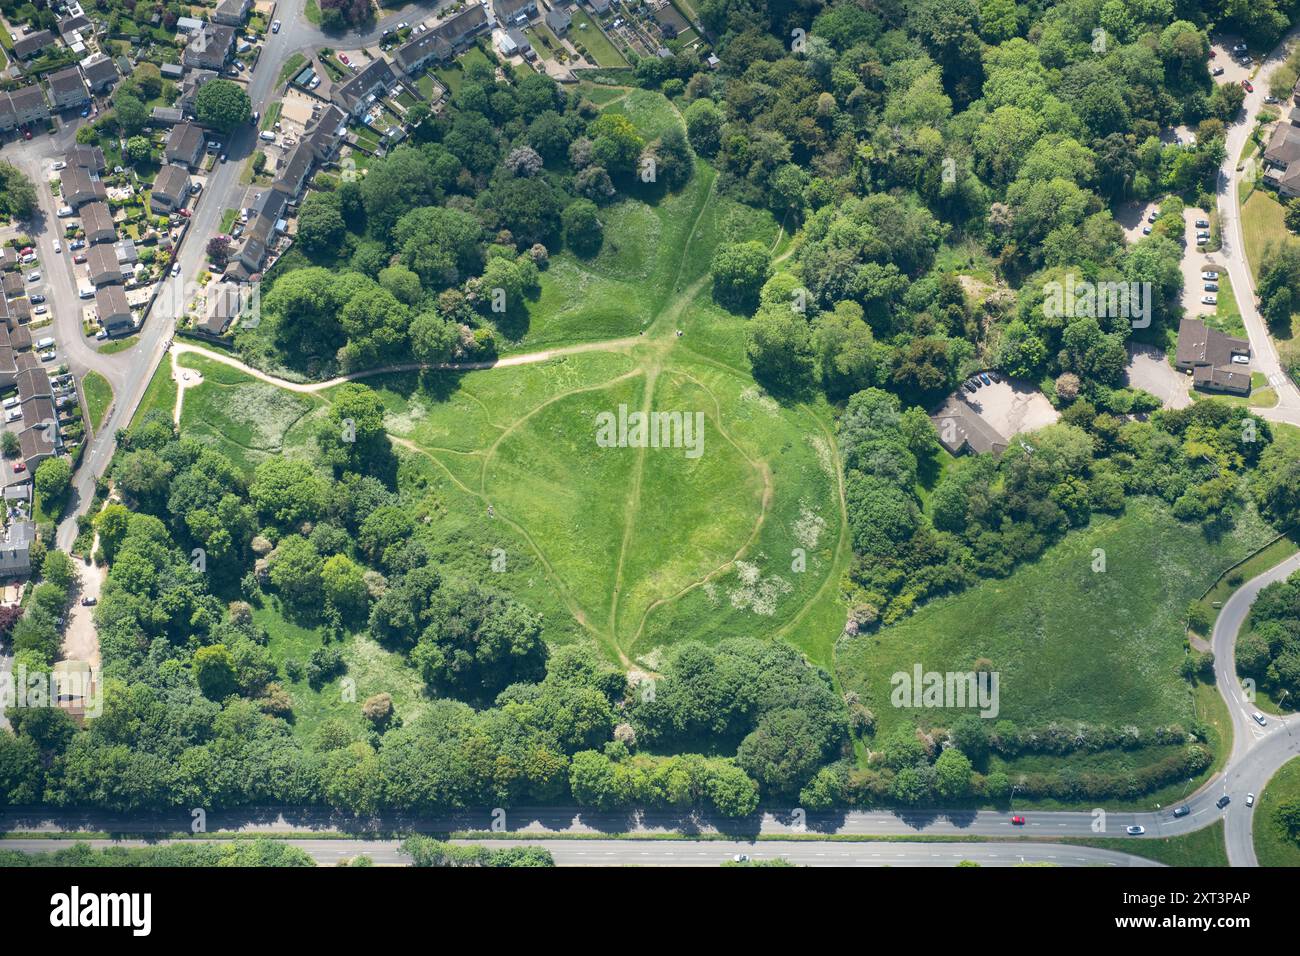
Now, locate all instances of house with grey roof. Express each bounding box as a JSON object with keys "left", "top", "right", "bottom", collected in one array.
[
  {"left": 545, "top": 7, "right": 571, "bottom": 34},
  {"left": 95, "top": 284, "right": 133, "bottom": 333},
  {"left": 13, "top": 30, "right": 55, "bottom": 60},
  {"left": 149, "top": 164, "right": 190, "bottom": 214},
  {"left": 59, "top": 166, "right": 106, "bottom": 207},
  {"left": 46, "top": 65, "right": 89, "bottom": 110},
  {"left": 0, "top": 520, "right": 36, "bottom": 578},
  {"left": 86, "top": 244, "right": 121, "bottom": 286},
  {"left": 930, "top": 395, "right": 1010, "bottom": 457},
  {"left": 1175, "top": 317, "right": 1251, "bottom": 395},
  {"left": 213, "top": 0, "right": 252, "bottom": 26},
  {"left": 65, "top": 144, "right": 105, "bottom": 171},
  {"left": 165, "top": 121, "right": 205, "bottom": 168},
  {"left": 80, "top": 202, "right": 115, "bottom": 244},
  {"left": 333, "top": 57, "right": 398, "bottom": 117},
  {"left": 80, "top": 52, "right": 119, "bottom": 93},
  {"left": 393, "top": 4, "right": 489, "bottom": 75},
  {"left": 182, "top": 22, "right": 235, "bottom": 71},
  {"left": 0, "top": 86, "right": 50, "bottom": 130},
  {"left": 494, "top": 0, "right": 537, "bottom": 26}
]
